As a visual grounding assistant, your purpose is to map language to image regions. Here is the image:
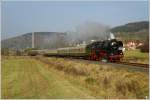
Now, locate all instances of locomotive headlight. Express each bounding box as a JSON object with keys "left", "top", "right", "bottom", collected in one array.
[
  {"left": 118, "top": 47, "right": 125, "bottom": 52},
  {"left": 118, "top": 47, "right": 123, "bottom": 50}
]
